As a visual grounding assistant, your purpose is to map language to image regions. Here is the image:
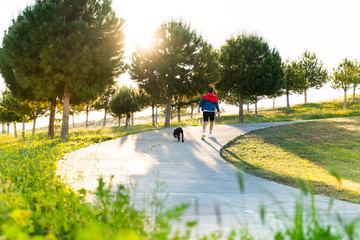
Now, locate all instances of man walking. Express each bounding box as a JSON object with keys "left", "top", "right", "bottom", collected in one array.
[{"left": 198, "top": 87, "right": 220, "bottom": 139}]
